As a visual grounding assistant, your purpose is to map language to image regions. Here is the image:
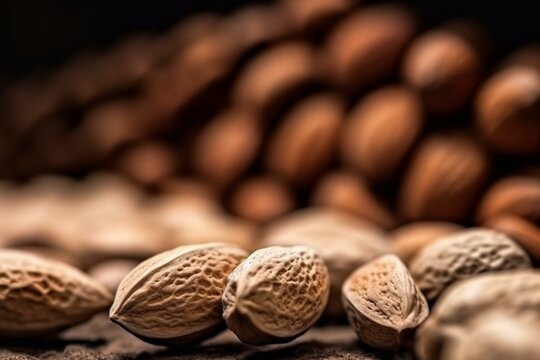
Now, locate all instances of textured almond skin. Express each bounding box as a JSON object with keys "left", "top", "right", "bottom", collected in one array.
[
  {"left": 110, "top": 243, "right": 248, "bottom": 345},
  {"left": 391, "top": 222, "right": 463, "bottom": 264},
  {"left": 340, "top": 86, "right": 423, "bottom": 182},
  {"left": 416, "top": 270, "right": 540, "bottom": 360},
  {"left": 0, "top": 250, "right": 112, "bottom": 337},
  {"left": 409, "top": 228, "right": 531, "bottom": 301},
  {"left": 485, "top": 215, "right": 540, "bottom": 261},
  {"left": 265, "top": 93, "right": 345, "bottom": 185},
  {"left": 222, "top": 246, "right": 330, "bottom": 345},
  {"left": 263, "top": 208, "right": 390, "bottom": 319},
  {"left": 475, "top": 65, "right": 540, "bottom": 155},
  {"left": 399, "top": 131, "right": 489, "bottom": 221},
  {"left": 342, "top": 254, "right": 429, "bottom": 349},
  {"left": 323, "top": 5, "right": 416, "bottom": 90},
  {"left": 476, "top": 176, "right": 540, "bottom": 223},
  {"left": 402, "top": 29, "right": 482, "bottom": 115}
]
